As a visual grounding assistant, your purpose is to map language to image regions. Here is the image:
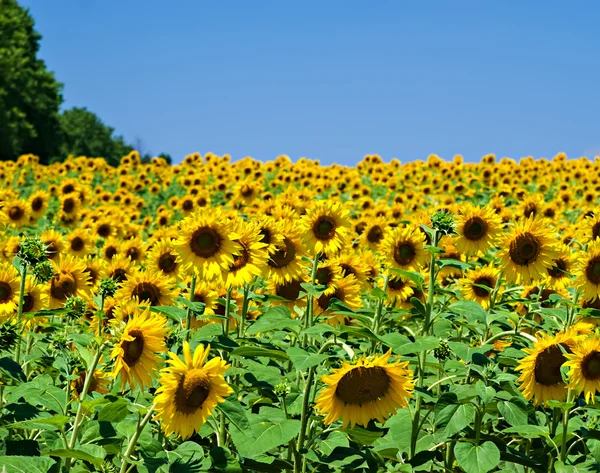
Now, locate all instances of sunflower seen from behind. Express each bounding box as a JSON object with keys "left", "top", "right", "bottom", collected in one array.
[
  {"left": 315, "top": 350, "right": 413, "bottom": 428},
  {"left": 111, "top": 307, "right": 168, "bottom": 391},
  {"left": 154, "top": 341, "right": 232, "bottom": 439},
  {"left": 497, "top": 217, "right": 557, "bottom": 285}
]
